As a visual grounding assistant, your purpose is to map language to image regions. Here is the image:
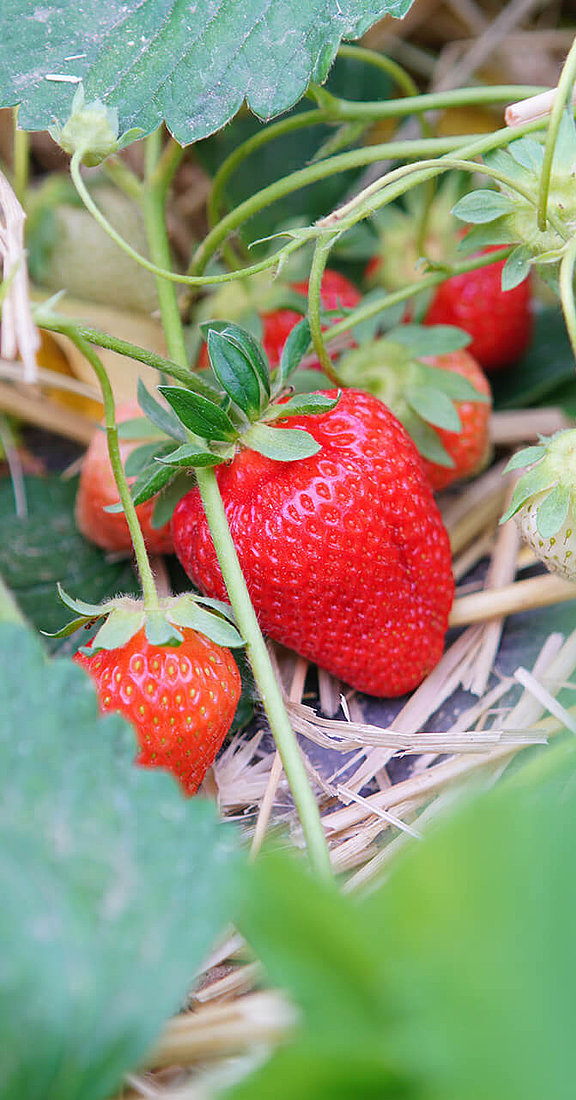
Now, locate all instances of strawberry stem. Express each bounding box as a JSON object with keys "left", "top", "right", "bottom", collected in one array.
[
  {"left": 537, "top": 34, "right": 576, "bottom": 232},
  {"left": 142, "top": 132, "right": 333, "bottom": 879},
  {"left": 559, "top": 235, "right": 576, "bottom": 364},
  {"left": 307, "top": 233, "right": 341, "bottom": 385}
]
